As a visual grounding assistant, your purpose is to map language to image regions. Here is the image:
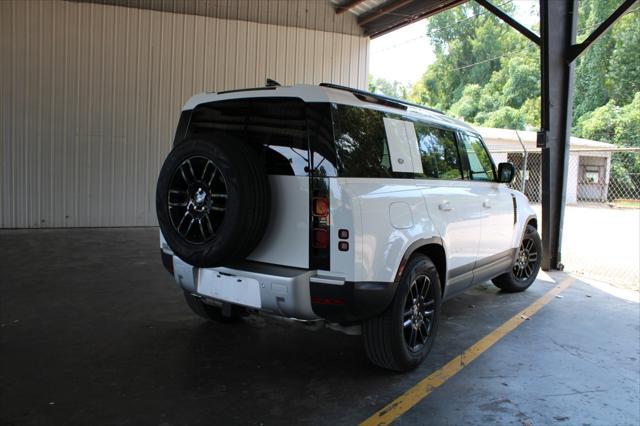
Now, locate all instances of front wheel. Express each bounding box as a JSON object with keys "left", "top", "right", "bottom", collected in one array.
[
  {"left": 363, "top": 254, "right": 442, "bottom": 372},
  {"left": 492, "top": 225, "right": 542, "bottom": 292}
]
